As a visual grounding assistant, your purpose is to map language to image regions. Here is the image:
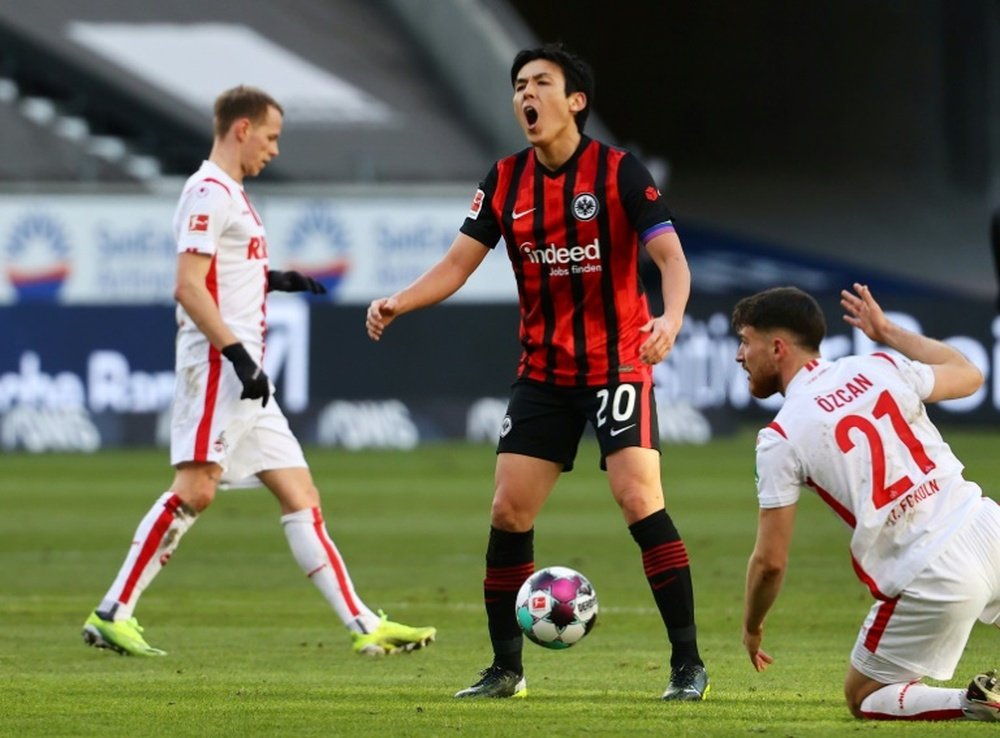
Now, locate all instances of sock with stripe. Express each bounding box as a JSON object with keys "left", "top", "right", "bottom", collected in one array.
[
  {"left": 484, "top": 526, "right": 534, "bottom": 675},
  {"left": 98, "top": 492, "right": 197, "bottom": 621},
  {"left": 629, "top": 508, "right": 702, "bottom": 669},
  {"left": 282, "top": 508, "right": 379, "bottom": 633},
  {"left": 859, "top": 681, "right": 965, "bottom": 720}
]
